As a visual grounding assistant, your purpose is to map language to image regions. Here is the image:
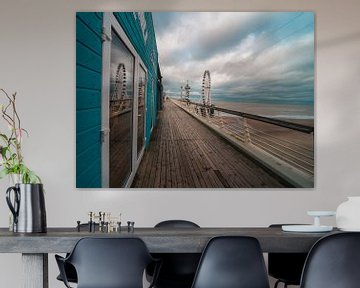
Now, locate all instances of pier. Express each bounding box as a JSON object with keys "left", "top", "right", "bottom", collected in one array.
[{"left": 132, "top": 100, "right": 288, "bottom": 188}]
